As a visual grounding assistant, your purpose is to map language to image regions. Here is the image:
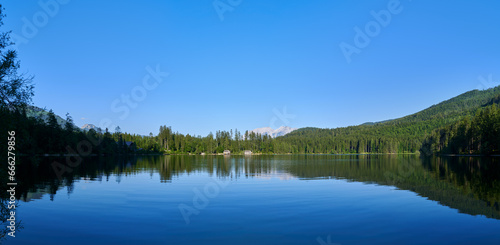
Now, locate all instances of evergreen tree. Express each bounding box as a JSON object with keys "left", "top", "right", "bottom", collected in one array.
[{"left": 0, "top": 5, "right": 34, "bottom": 109}]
